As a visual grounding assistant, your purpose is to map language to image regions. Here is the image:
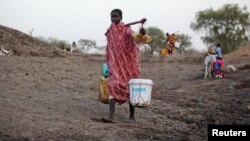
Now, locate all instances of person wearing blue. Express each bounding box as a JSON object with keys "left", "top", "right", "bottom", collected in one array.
[{"left": 214, "top": 43, "right": 222, "bottom": 60}]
